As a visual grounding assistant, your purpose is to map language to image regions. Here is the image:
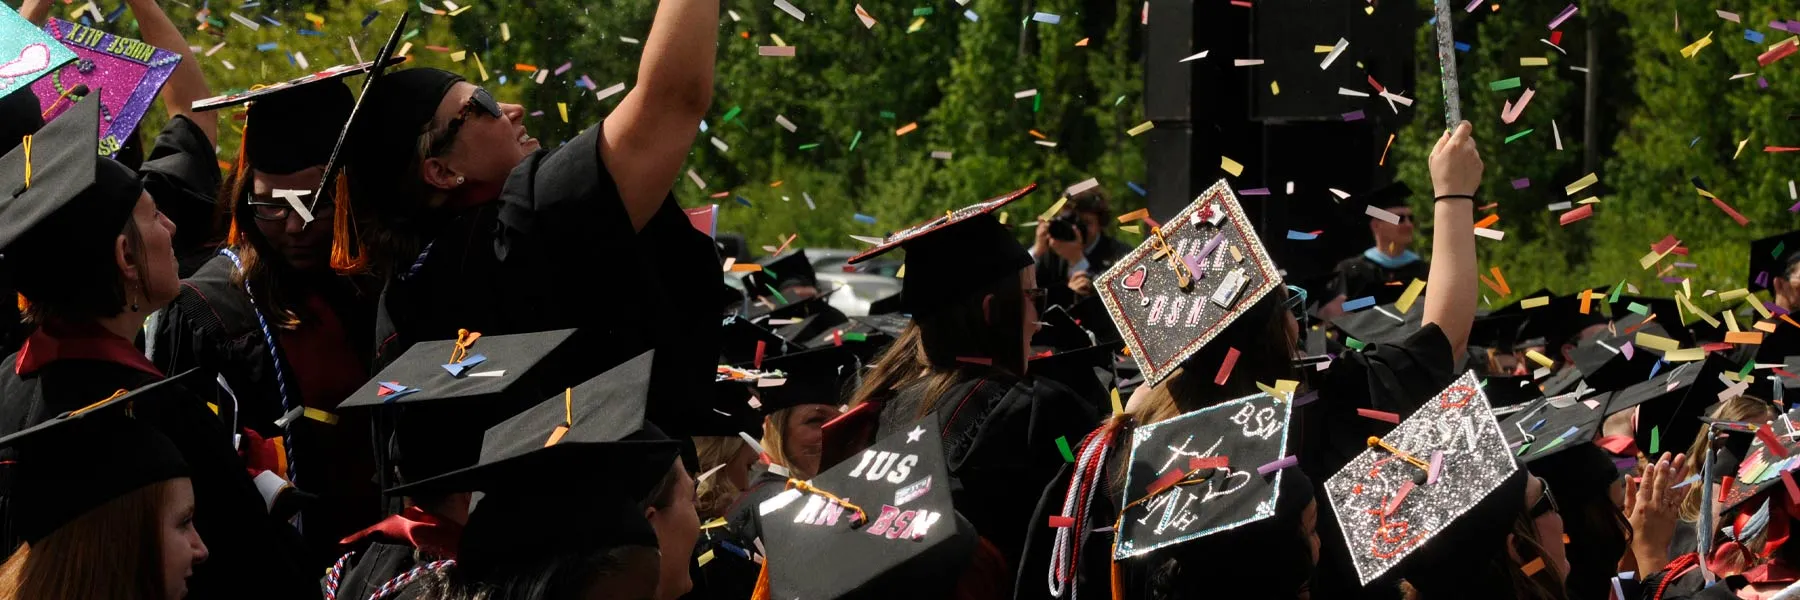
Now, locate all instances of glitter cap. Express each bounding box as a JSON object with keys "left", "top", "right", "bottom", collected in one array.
[
  {"left": 1322, "top": 370, "right": 1523, "bottom": 586},
  {"left": 1094, "top": 179, "right": 1283, "bottom": 386},
  {"left": 1112, "top": 391, "right": 1294, "bottom": 559},
  {"left": 1719, "top": 405, "right": 1800, "bottom": 513},
  {"left": 31, "top": 18, "right": 181, "bottom": 157}
]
